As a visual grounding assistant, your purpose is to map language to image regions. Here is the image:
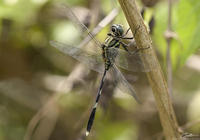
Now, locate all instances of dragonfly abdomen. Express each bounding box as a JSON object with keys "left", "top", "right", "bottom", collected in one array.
[{"left": 102, "top": 44, "right": 111, "bottom": 70}]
